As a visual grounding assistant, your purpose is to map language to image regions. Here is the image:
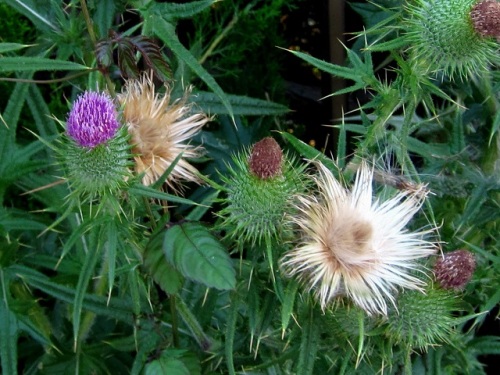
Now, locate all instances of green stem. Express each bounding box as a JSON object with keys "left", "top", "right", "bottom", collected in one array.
[
  {"left": 80, "top": 0, "right": 116, "bottom": 97},
  {"left": 199, "top": 12, "right": 239, "bottom": 65}
]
